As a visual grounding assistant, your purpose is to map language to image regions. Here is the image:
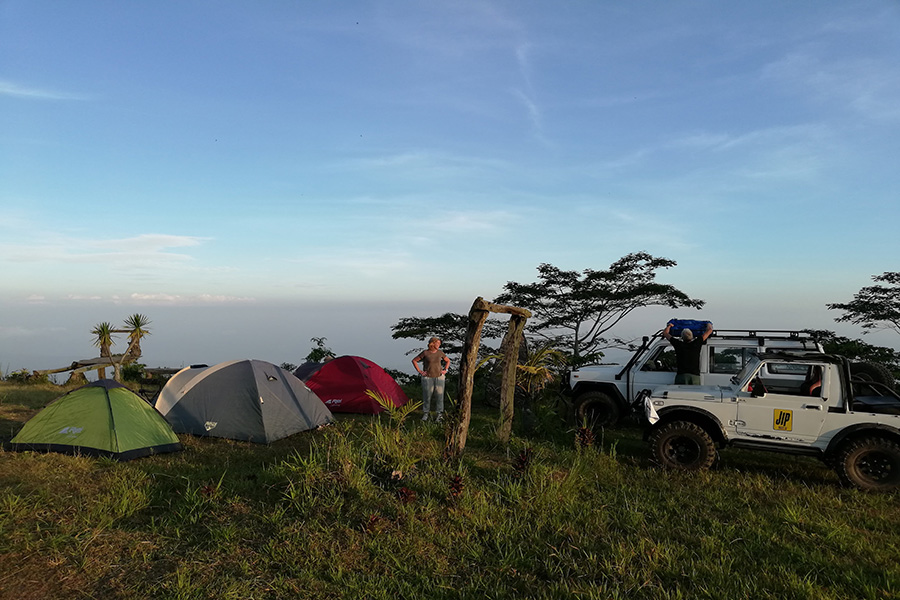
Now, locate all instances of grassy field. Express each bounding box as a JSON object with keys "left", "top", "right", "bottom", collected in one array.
[{"left": 1, "top": 380, "right": 899, "bottom": 600}]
